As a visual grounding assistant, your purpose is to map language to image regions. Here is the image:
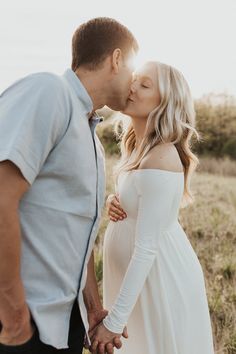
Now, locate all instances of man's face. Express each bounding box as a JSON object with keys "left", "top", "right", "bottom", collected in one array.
[{"left": 107, "top": 50, "right": 136, "bottom": 111}]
